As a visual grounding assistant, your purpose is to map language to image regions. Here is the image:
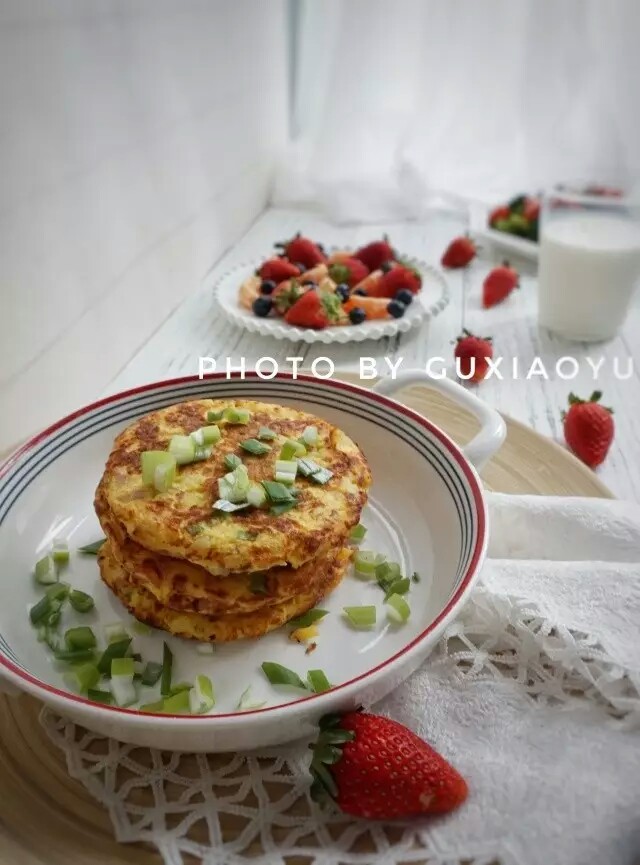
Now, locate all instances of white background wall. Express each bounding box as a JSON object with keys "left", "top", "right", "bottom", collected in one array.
[{"left": 0, "top": 0, "right": 288, "bottom": 451}]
